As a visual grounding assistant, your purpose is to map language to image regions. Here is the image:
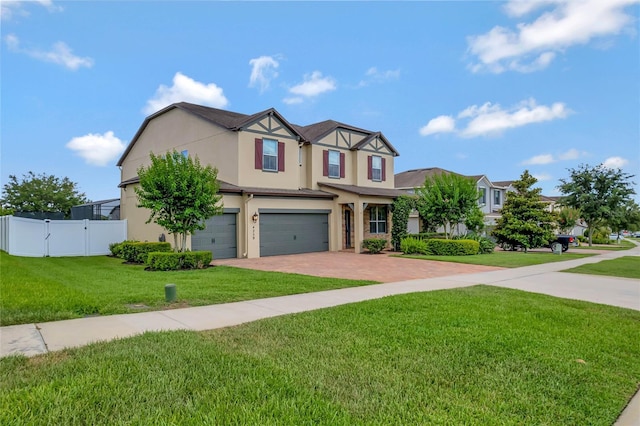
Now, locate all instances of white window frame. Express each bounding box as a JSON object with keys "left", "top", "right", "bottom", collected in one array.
[
  {"left": 369, "top": 206, "right": 387, "bottom": 234},
  {"left": 328, "top": 150, "right": 340, "bottom": 178},
  {"left": 494, "top": 190, "right": 501, "bottom": 205},
  {"left": 479, "top": 187, "right": 486, "bottom": 205},
  {"left": 263, "top": 139, "right": 278, "bottom": 172},
  {"left": 371, "top": 155, "right": 382, "bottom": 182}
]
